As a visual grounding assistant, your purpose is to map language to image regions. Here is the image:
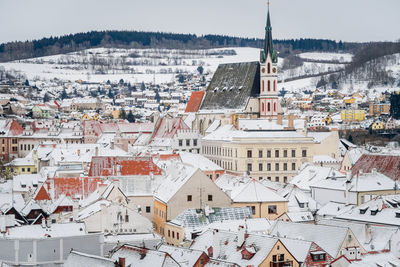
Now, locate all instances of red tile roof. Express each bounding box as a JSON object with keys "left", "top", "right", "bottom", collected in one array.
[
  {"left": 185, "top": 91, "right": 205, "bottom": 112},
  {"left": 48, "top": 177, "right": 104, "bottom": 199},
  {"left": 88, "top": 156, "right": 163, "bottom": 177},
  {"left": 151, "top": 117, "right": 189, "bottom": 140},
  {"left": 351, "top": 154, "right": 400, "bottom": 180},
  {"left": 34, "top": 185, "right": 51, "bottom": 201}
]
